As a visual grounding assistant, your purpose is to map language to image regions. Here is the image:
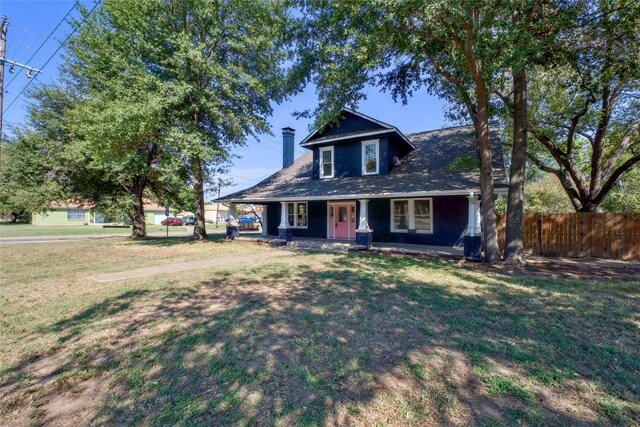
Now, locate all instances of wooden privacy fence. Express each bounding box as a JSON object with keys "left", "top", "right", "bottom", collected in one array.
[{"left": 497, "top": 213, "right": 640, "bottom": 260}]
